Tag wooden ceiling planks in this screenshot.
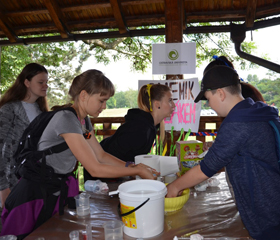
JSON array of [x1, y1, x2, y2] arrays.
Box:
[[0, 0, 280, 45]]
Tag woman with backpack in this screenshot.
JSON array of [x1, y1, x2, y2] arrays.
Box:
[[0, 69, 158, 238], [0, 63, 49, 221]]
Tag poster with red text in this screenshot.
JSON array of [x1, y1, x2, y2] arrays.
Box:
[[138, 79, 201, 132]]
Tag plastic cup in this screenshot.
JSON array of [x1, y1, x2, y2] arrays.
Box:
[[103, 220, 124, 240], [74, 192, 90, 217], [69, 230, 79, 240], [0, 236, 17, 240]]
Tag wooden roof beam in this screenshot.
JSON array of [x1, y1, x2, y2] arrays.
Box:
[[165, 0, 183, 81], [43, 0, 70, 38], [246, 0, 257, 28], [165, 0, 183, 43], [110, 0, 128, 34], [4, 16, 279, 40], [0, 18, 280, 46], [0, 10, 17, 43]]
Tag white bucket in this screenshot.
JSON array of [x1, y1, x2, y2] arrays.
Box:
[[118, 179, 167, 238]]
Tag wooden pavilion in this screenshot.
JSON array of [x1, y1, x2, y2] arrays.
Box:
[[0, 0, 280, 74], [0, 1, 279, 43], [1, 0, 280, 150]]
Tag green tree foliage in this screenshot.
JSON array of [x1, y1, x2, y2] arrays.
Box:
[[247, 74, 259, 83], [106, 96, 117, 108], [114, 91, 127, 108], [0, 42, 91, 108], [0, 24, 260, 108], [124, 88, 138, 108], [83, 24, 258, 73], [83, 28, 164, 73], [256, 77, 280, 107], [107, 89, 138, 109]]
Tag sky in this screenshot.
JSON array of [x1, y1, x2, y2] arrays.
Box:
[[81, 24, 280, 92]]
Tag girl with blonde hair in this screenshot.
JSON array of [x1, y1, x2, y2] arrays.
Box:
[[84, 83, 175, 182]]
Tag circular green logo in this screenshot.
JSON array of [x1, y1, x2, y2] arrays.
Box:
[[168, 49, 179, 60]]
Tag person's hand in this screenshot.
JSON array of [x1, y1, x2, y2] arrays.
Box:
[[203, 141, 213, 151], [134, 163, 160, 180], [0, 188, 11, 208], [166, 182, 182, 198], [136, 163, 160, 175]]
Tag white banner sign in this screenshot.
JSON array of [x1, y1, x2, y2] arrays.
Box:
[[152, 42, 196, 75], [138, 79, 201, 132]]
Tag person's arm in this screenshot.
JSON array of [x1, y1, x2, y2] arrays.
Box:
[[61, 132, 157, 179], [86, 130, 129, 166], [166, 165, 208, 198]]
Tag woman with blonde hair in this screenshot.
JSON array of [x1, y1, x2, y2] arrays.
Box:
[[84, 83, 175, 182]]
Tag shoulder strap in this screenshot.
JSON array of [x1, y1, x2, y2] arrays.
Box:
[[40, 107, 76, 156], [60, 106, 77, 116], [42, 106, 87, 156]]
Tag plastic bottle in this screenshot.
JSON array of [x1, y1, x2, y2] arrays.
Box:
[[84, 180, 102, 192]]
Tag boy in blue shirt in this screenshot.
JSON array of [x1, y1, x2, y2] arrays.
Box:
[[167, 65, 280, 240]]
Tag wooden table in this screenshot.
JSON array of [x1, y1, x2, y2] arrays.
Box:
[[25, 172, 253, 240]]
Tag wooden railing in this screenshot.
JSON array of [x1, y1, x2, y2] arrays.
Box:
[[90, 116, 225, 147], [90, 117, 126, 139]]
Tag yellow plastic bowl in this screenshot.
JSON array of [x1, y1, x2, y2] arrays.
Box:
[[164, 187, 190, 212]]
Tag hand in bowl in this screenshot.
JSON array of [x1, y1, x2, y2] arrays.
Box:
[[166, 182, 183, 198]]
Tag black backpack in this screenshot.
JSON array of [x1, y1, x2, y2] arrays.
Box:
[[13, 107, 77, 180], [13, 107, 87, 215]]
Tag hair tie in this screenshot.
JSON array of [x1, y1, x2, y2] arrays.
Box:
[[146, 84, 153, 111], [212, 55, 230, 67], [213, 55, 245, 82]]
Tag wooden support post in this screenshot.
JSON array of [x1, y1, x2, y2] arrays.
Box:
[[164, 0, 184, 156]]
